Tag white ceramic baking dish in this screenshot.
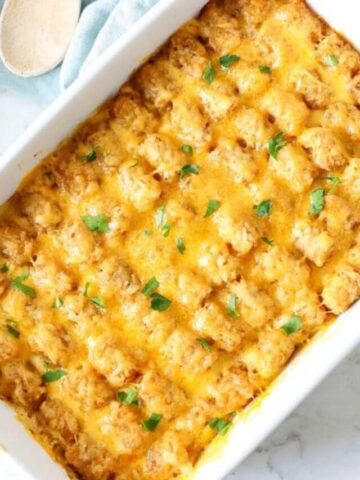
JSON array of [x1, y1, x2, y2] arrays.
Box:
[[1, 1, 360, 479]]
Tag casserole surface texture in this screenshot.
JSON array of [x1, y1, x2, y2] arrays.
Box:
[[2, 0, 360, 478]]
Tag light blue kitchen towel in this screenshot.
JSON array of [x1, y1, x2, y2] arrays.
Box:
[[0, 0, 159, 107]]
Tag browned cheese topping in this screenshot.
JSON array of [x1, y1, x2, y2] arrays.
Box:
[[1, 1, 360, 478]]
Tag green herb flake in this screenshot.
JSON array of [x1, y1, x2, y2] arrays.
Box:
[[117, 388, 140, 406], [142, 277, 160, 297], [90, 296, 106, 310], [6, 323, 20, 339], [161, 223, 171, 238], [176, 237, 186, 255], [83, 283, 106, 310], [262, 237, 275, 247], [325, 54, 339, 67], [327, 175, 342, 186], [0, 264, 9, 273], [179, 164, 200, 179], [310, 188, 326, 216], [182, 144, 194, 155], [254, 200, 273, 218], [259, 65, 272, 74], [81, 214, 110, 233], [203, 62, 216, 85], [11, 273, 36, 298], [130, 156, 140, 168], [155, 206, 171, 238], [268, 132, 288, 159], [42, 369, 68, 383], [83, 282, 90, 298], [155, 206, 166, 228], [281, 315, 302, 335], [80, 149, 97, 163], [144, 229, 152, 237], [204, 199, 221, 218], [197, 337, 212, 352], [52, 297, 64, 309], [142, 413, 163, 432], [227, 294, 240, 319], [209, 417, 231, 436], [219, 54, 240, 70], [150, 293, 172, 312]]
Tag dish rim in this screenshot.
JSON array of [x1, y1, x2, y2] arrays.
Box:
[[1, 1, 360, 479]]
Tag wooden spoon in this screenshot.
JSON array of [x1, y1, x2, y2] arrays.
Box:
[[0, 0, 81, 77]]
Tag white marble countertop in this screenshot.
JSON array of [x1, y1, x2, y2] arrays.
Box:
[[0, 86, 360, 480]]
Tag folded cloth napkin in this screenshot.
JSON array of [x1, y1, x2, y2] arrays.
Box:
[[0, 0, 159, 107]]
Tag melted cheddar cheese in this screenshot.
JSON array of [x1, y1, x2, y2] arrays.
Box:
[[1, 1, 360, 478]]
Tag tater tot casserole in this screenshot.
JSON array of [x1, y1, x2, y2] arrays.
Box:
[[1, 0, 360, 478]]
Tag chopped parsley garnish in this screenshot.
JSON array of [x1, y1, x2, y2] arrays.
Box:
[[150, 293, 172, 312], [142, 278, 171, 312], [259, 65, 272, 74], [6, 325, 20, 339], [80, 149, 97, 163], [182, 144, 194, 155], [42, 369, 67, 383], [204, 199, 221, 218], [161, 223, 171, 237], [6, 320, 20, 339], [90, 296, 106, 310], [130, 156, 140, 168], [176, 237, 186, 255], [142, 413, 163, 431], [83, 282, 90, 297], [0, 263, 9, 273], [325, 54, 339, 66], [156, 205, 166, 228], [197, 337, 212, 352], [310, 188, 326, 216], [144, 229, 152, 237], [142, 277, 160, 297], [281, 315, 302, 335], [83, 282, 106, 310], [117, 388, 140, 406], [155, 206, 171, 237], [11, 273, 35, 298], [262, 237, 274, 247], [219, 54, 240, 70], [203, 62, 216, 85], [327, 175, 342, 186], [81, 214, 110, 233], [209, 417, 231, 436], [227, 294, 240, 318], [254, 200, 273, 218], [52, 297, 63, 309], [268, 132, 287, 159], [179, 164, 200, 179]]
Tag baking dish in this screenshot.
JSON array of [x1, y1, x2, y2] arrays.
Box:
[[1, 1, 360, 479]]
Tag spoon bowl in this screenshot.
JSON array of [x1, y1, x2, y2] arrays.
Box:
[[0, 0, 81, 77]]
